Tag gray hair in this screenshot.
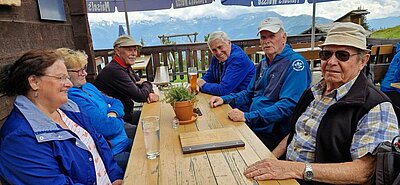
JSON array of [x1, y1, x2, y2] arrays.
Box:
[[207, 31, 230, 48]]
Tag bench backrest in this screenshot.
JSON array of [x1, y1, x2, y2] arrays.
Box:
[[369, 45, 396, 64], [290, 41, 324, 49], [371, 63, 390, 84], [244, 46, 262, 63], [0, 95, 15, 129]]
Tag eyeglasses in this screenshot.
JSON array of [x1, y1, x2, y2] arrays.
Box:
[[42, 74, 71, 83], [319, 50, 359, 62], [67, 65, 87, 75]]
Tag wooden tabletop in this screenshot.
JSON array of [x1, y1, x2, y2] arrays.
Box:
[[391, 83, 400, 89], [132, 55, 151, 70], [124, 92, 299, 185]]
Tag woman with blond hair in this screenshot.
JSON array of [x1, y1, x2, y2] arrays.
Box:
[[56, 48, 135, 170]]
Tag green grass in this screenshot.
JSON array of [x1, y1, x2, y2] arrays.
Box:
[[370, 25, 400, 38]]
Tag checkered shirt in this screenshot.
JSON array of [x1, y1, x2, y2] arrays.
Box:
[[286, 75, 399, 162]]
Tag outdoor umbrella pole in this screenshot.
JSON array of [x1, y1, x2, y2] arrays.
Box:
[[123, 0, 130, 35]]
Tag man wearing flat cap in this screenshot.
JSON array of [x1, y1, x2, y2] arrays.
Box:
[[95, 35, 159, 124], [210, 17, 312, 150], [244, 22, 399, 184]]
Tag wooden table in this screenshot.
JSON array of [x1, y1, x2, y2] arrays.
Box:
[[132, 55, 152, 81], [391, 83, 400, 89], [124, 92, 299, 185], [132, 55, 151, 71]]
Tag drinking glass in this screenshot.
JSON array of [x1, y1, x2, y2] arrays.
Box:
[[188, 67, 198, 92], [141, 116, 160, 159]]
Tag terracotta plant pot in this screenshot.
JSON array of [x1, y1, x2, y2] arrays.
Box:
[[172, 101, 193, 121]]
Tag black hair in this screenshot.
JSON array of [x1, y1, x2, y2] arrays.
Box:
[[0, 49, 60, 96]]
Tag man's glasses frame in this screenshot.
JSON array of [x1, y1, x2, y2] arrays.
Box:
[[319, 50, 360, 62]]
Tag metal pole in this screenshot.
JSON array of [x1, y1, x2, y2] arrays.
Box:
[[123, 0, 131, 35], [311, 0, 316, 50]]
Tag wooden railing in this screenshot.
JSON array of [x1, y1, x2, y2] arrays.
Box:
[[92, 36, 400, 83]]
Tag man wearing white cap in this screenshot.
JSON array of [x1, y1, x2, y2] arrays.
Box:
[[244, 22, 398, 184], [95, 35, 159, 124], [210, 17, 312, 150]]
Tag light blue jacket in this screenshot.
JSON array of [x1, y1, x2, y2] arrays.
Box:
[[381, 42, 400, 93], [0, 96, 123, 184], [68, 82, 130, 155], [222, 44, 312, 138]]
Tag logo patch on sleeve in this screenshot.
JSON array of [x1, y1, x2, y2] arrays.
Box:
[[292, 59, 305, 71]]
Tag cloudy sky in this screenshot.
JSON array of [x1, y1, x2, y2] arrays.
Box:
[[88, 0, 400, 23]]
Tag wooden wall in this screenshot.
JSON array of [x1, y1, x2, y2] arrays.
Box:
[[0, 0, 95, 126]]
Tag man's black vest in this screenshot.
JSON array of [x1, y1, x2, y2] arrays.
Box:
[[287, 73, 391, 163]]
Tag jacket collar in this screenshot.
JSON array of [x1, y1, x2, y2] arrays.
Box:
[[338, 73, 369, 105], [114, 55, 128, 68], [14, 96, 84, 145]]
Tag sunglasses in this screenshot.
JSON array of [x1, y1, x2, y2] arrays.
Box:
[[319, 50, 359, 62]]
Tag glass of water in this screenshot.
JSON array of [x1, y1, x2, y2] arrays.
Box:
[[141, 116, 160, 159]]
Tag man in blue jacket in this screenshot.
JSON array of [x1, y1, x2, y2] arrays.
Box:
[[210, 17, 312, 150], [197, 31, 255, 111], [380, 42, 400, 119]]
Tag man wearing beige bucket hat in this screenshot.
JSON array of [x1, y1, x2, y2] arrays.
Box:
[[244, 22, 398, 184], [95, 35, 159, 124]]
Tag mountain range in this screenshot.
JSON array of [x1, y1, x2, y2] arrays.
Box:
[[89, 12, 400, 49]]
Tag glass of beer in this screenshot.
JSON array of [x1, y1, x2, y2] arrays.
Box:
[[188, 67, 198, 93]]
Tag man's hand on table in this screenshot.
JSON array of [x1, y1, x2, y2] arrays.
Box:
[[147, 93, 159, 103], [197, 79, 206, 88], [244, 159, 301, 181], [209, 96, 224, 108], [188, 85, 200, 94], [227, 108, 245, 122]]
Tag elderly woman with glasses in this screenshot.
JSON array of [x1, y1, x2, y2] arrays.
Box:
[[0, 49, 123, 184], [243, 22, 398, 184], [56, 48, 135, 170]]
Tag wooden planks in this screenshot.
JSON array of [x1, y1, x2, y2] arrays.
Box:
[[124, 91, 299, 185]]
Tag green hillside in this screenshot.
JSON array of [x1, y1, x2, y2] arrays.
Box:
[[370, 25, 400, 38]]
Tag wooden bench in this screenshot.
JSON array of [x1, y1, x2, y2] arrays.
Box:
[[369, 44, 396, 64], [371, 63, 390, 85], [0, 95, 15, 129], [244, 45, 322, 71], [290, 41, 323, 49], [244, 46, 262, 63]]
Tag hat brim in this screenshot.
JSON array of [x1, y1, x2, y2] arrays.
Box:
[[118, 43, 141, 47], [320, 42, 370, 52], [258, 26, 281, 35]]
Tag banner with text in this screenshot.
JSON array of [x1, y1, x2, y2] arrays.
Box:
[[173, 0, 213, 9], [87, 0, 115, 13]]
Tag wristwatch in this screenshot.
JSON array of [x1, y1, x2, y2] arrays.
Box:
[[303, 162, 313, 181]]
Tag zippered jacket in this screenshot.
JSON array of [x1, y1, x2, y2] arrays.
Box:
[[0, 96, 123, 184], [222, 44, 312, 139], [68, 82, 130, 155]]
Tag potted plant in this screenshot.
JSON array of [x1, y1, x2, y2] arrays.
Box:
[[163, 84, 197, 122]]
